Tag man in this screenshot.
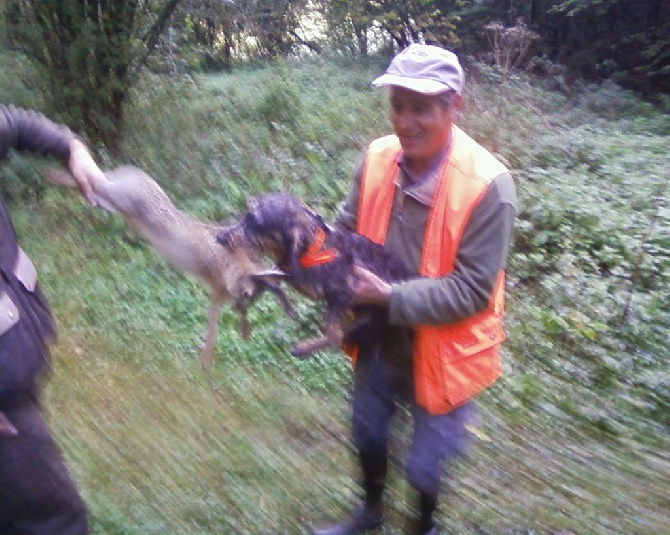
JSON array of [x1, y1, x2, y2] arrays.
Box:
[[310, 44, 517, 535], [1, 104, 104, 534]]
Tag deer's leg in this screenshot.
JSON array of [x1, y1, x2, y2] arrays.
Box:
[[238, 307, 250, 340], [43, 168, 77, 187], [42, 168, 119, 212], [201, 298, 223, 372]]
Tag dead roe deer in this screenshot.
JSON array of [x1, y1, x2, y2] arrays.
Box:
[[45, 165, 290, 371]]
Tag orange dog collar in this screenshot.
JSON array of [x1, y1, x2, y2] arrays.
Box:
[[299, 228, 338, 268]]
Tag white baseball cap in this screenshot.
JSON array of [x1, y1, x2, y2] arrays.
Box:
[[372, 44, 464, 95]]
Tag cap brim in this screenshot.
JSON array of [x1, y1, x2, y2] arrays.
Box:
[[371, 73, 452, 95]]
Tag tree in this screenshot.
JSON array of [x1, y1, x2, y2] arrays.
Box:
[[244, 0, 311, 58], [178, 0, 246, 69], [5, 0, 185, 148], [485, 19, 539, 80], [549, 0, 670, 93], [319, 0, 375, 57], [520, 0, 670, 93], [372, 0, 467, 50], [318, 0, 469, 57]]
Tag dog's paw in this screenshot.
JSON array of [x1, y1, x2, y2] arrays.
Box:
[[290, 344, 313, 359]]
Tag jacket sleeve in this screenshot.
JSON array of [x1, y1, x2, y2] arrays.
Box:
[[388, 172, 517, 326], [0, 104, 75, 161]]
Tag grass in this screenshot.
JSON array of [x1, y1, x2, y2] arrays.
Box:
[[3, 57, 669, 534]]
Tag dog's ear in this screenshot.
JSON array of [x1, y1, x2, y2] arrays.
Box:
[[286, 204, 324, 271], [313, 212, 329, 231], [285, 223, 306, 271], [245, 195, 257, 210]]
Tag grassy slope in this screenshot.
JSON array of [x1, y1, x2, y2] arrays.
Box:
[[6, 58, 669, 534]]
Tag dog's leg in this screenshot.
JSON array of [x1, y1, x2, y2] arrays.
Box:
[[291, 335, 331, 358], [291, 316, 345, 358]]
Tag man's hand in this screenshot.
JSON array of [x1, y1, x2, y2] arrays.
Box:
[[351, 264, 393, 306], [67, 138, 105, 206], [0, 410, 18, 437]]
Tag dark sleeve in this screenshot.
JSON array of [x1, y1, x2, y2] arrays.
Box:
[[388, 172, 517, 326], [0, 104, 75, 161]]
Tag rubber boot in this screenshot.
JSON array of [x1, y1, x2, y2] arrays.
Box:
[[310, 451, 386, 535], [417, 491, 439, 535]]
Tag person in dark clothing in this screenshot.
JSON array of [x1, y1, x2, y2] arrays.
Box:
[[0, 104, 105, 535]]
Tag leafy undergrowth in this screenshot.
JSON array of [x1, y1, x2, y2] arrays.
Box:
[[5, 59, 669, 534]]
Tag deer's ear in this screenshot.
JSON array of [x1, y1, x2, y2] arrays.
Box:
[[250, 270, 295, 318], [245, 197, 265, 226]]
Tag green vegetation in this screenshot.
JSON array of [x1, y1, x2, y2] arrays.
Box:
[[1, 57, 668, 534], [5, 0, 668, 144]]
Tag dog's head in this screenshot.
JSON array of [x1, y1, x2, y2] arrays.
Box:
[[217, 192, 326, 268]]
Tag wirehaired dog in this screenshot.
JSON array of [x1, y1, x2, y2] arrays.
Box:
[[217, 192, 408, 357], [44, 165, 291, 370]]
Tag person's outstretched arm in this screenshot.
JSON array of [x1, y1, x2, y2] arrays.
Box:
[[0, 104, 105, 205]]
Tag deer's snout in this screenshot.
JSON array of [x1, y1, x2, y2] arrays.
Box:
[[233, 278, 261, 308]]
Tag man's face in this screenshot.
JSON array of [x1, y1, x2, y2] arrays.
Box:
[[389, 86, 457, 173]]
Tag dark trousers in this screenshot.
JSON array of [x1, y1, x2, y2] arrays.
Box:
[[0, 394, 88, 535], [351, 348, 475, 496]]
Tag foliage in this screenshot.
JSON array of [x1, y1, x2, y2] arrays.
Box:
[[4, 57, 669, 533], [0, 50, 44, 109], [317, 0, 469, 55], [536, 0, 670, 93], [3, 0, 184, 147], [3, 0, 669, 149], [177, 0, 319, 69], [319, 0, 378, 57], [484, 19, 539, 81]]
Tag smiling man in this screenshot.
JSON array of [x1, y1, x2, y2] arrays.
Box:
[[308, 45, 517, 535]]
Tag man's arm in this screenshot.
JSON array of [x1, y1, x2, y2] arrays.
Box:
[[0, 104, 73, 159], [354, 173, 517, 326], [0, 104, 102, 204]]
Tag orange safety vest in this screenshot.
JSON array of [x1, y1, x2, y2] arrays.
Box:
[[354, 126, 508, 415]]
